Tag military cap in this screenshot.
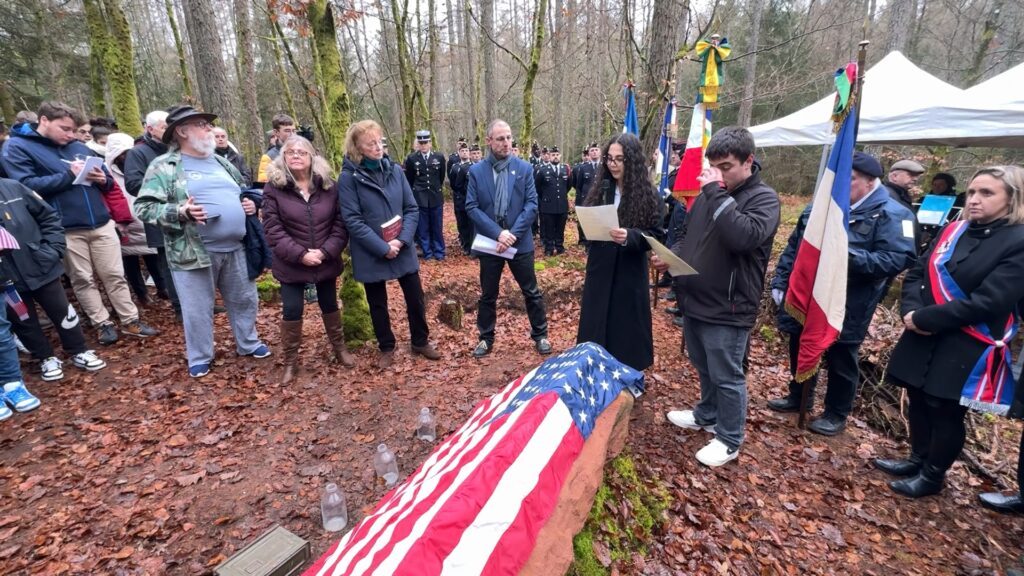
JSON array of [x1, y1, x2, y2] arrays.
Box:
[[415, 130, 431, 142]]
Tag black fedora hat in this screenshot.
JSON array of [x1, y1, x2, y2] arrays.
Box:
[[162, 104, 218, 144]]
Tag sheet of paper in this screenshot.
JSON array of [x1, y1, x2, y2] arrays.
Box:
[[71, 156, 105, 186], [471, 234, 518, 260], [576, 204, 620, 241], [642, 234, 697, 277]]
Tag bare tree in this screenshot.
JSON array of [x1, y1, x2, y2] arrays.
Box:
[[233, 0, 263, 164], [737, 0, 765, 127], [479, 0, 496, 120], [182, 0, 236, 132], [885, 0, 913, 53]]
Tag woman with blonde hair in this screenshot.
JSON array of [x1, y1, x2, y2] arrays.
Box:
[[262, 135, 351, 383], [877, 165, 1024, 498], [339, 120, 439, 369]]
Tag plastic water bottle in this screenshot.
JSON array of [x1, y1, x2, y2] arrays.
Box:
[[320, 483, 348, 532], [374, 443, 399, 487], [416, 407, 436, 442]]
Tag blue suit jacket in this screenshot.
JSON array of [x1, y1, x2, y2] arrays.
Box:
[[465, 157, 537, 253]]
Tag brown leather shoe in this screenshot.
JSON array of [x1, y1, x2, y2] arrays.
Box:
[[411, 343, 441, 360], [378, 350, 395, 369]]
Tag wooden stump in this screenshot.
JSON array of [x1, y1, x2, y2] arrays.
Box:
[[437, 299, 463, 330]]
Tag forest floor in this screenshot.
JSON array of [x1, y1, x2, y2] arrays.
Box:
[[1, 199, 1022, 576]]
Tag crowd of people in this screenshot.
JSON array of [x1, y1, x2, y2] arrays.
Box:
[[1, 100, 1023, 516]]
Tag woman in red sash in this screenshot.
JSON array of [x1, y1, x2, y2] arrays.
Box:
[[877, 165, 1024, 498]]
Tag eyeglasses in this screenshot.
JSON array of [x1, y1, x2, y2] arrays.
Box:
[[284, 150, 311, 158], [185, 120, 213, 130], [605, 155, 625, 165]]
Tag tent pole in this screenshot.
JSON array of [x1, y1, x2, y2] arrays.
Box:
[[814, 143, 831, 191]]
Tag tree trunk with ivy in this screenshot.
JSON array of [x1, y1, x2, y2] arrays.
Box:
[[88, 50, 107, 117], [519, 0, 548, 147], [82, 0, 143, 135], [391, 0, 422, 153]]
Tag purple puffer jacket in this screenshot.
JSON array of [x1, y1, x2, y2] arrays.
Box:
[[262, 175, 348, 284]]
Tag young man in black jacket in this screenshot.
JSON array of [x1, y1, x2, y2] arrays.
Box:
[[654, 127, 780, 467]]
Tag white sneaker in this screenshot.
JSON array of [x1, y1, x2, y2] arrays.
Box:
[[695, 438, 739, 467], [40, 357, 64, 381], [13, 335, 29, 355], [666, 410, 716, 433], [72, 350, 107, 371]]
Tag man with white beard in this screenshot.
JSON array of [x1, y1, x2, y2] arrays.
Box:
[[136, 105, 269, 379]]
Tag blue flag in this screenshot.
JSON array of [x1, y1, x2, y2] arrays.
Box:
[[623, 85, 639, 135]]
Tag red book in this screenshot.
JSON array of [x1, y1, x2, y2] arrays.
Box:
[[381, 215, 402, 242]]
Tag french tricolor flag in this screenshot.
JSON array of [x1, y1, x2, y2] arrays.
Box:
[[783, 105, 856, 381], [673, 103, 712, 208]]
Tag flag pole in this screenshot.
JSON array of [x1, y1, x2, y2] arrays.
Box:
[[796, 43, 868, 430]]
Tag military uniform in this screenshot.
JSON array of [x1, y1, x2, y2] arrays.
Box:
[[448, 145, 475, 255], [572, 147, 600, 246], [404, 130, 448, 259], [535, 154, 571, 255]]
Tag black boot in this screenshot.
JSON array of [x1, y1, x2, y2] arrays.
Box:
[[889, 464, 944, 498], [767, 395, 801, 413], [873, 454, 923, 477]]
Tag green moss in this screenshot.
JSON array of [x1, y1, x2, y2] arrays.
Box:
[[568, 453, 670, 575], [339, 252, 374, 347], [759, 324, 778, 345], [256, 275, 280, 302], [534, 261, 547, 272]]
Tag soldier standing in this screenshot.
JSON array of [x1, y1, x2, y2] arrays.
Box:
[[572, 142, 601, 246], [535, 146, 571, 255], [404, 130, 448, 260], [448, 136, 467, 170], [448, 143, 474, 255]]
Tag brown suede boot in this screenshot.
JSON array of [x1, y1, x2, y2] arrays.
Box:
[[322, 311, 355, 367], [280, 319, 303, 384]]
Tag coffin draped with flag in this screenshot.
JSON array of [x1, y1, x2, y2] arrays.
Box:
[[305, 342, 644, 576], [783, 64, 858, 381]]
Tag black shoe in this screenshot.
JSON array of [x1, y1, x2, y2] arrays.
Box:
[[978, 492, 1024, 514], [535, 338, 553, 355], [665, 306, 680, 315], [661, 291, 677, 301], [472, 340, 491, 358], [873, 456, 922, 477], [672, 316, 685, 328], [889, 465, 944, 498], [214, 305, 227, 314], [767, 395, 801, 413], [807, 413, 846, 436]]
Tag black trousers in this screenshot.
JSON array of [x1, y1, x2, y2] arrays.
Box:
[[8, 278, 87, 360], [476, 251, 547, 345], [905, 385, 969, 473], [280, 278, 338, 321], [123, 253, 167, 301], [454, 209, 474, 254], [363, 271, 429, 351], [540, 213, 568, 253], [786, 333, 861, 418]]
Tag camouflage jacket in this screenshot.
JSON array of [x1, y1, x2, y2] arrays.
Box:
[[135, 148, 244, 271]]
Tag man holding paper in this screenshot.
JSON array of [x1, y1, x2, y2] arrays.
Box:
[[465, 119, 550, 358], [653, 127, 780, 468], [1, 101, 158, 345]]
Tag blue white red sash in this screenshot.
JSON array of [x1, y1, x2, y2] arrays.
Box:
[[928, 221, 1017, 415]]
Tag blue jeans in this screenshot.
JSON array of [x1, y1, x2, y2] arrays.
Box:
[[416, 206, 445, 259], [0, 300, 24, 384], [684, 316, 750, 450]]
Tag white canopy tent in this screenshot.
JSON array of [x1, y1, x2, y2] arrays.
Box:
[[748, 52, 1024, 148]]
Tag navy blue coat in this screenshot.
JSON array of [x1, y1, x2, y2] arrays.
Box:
[[338, 158, 420, 284], [772, 185, 917, 344], [0, 178, 66, 292], [0, 123, 114, 231], [465, 157, 537, 253]]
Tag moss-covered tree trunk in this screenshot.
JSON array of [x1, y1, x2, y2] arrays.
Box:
[[308, 0, 351, 171], [164, 0, 193, 101], [305, 0, 371, 342], [267, 5, 299, 121], [0, 83, 15, 125], [391, 0, 424, 153], [88, 50, 107, 116], [82, 0, 143, 134], [519, 0, 548, 147]]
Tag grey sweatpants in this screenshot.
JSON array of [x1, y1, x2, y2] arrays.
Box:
[[170, 249, 263, 367]]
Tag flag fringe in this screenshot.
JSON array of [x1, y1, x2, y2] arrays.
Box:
[[959, 397, 1010, 416], [795, 362, 821, 383], [784, 301, 807, 326]]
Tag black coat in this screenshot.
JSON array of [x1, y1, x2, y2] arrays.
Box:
[[576, 178, 662, 371], [671, 165, 780, 328], [887, 219, 1024, 402], [572, 161, 599, 198], [124, 133, 167, 248], [448, 160, 472, 210], [0, 178, 66, 292], [403, 151, 447, 208], [241, 189, 272, 281], [536, 162, 570, 215]]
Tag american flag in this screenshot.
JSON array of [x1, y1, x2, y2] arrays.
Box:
[[305, 342, 645, 576]]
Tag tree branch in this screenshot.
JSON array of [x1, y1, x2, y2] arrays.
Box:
[[466, 3, 528, 71]]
